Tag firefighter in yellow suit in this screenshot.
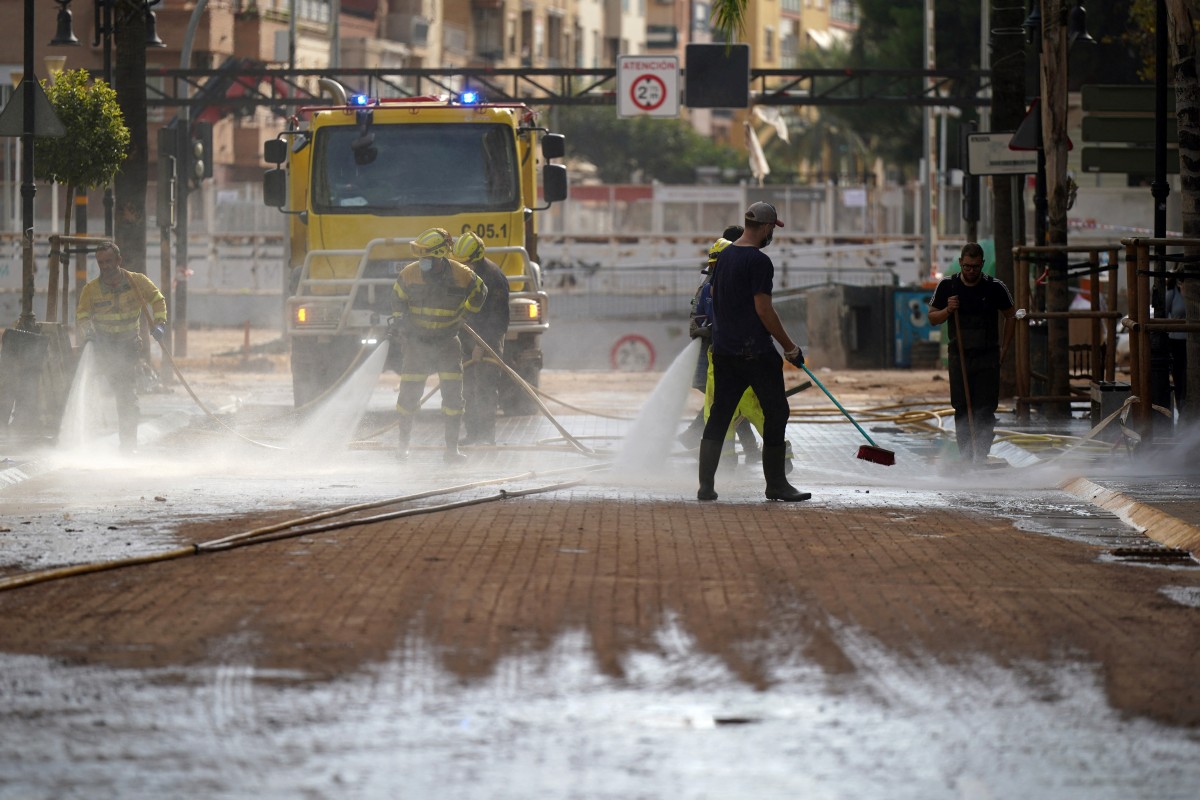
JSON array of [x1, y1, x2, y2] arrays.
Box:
[[75, 242, 168, 453], [390, 227, 487, 463]]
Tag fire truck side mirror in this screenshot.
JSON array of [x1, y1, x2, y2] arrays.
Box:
[[541, 133, 565, 160], [263, 168, 287, 208], [542, 164, 567, 205], [264, 139, 288, 165]]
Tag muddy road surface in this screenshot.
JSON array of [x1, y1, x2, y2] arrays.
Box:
[[1, 334, 1198, 799]]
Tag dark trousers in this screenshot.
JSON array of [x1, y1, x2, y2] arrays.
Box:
[[396, 335, 463, 417], [1169, 337, 1187, 413], [463, 339, 503, 440], [949, 348, 1000, 461], [703, 350, 789, 447], [96, 340, 140, 447]]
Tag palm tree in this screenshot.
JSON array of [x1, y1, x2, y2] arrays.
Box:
[[710, 0, 748, 43]]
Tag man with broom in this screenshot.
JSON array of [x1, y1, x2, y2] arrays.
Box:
[[696, 202, 810, 503], [928, 242, 1017, 465]]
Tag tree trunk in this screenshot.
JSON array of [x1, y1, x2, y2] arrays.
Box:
[[991, 2, 1028, 398], [1167, 0, 1200, 423], [113, 0, 150, 277], [61, 182, 74, 244], [1040, 0, 1072, 419]]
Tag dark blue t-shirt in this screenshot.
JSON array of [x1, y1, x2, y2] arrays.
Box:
[[930, 273, 1014, 352], [710, 244, 775, 356]]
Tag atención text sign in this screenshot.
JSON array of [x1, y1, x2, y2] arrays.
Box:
[[617, 55, 680, 119]]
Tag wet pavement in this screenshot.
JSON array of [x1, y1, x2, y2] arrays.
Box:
[[1, 359, 1199, 799]]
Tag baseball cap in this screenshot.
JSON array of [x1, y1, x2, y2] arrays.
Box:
[[745, 201, 784, 228]]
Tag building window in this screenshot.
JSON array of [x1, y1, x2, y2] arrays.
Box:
[[473, 7, 504, 62], [647, 25, 678, 49], [547, 13, 563, 65], [520, 9, 533, 65]]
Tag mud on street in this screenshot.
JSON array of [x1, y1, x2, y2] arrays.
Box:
[[1, 329, 1198, 799]]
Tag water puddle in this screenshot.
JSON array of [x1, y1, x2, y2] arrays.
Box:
[[1, 621, 1196, 798]]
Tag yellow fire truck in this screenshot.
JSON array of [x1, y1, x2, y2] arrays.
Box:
[[262, 79, 567, 409]]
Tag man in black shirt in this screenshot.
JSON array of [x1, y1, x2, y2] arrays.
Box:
[[698, 202, 810, 502], [928, 242, 1017, 464]]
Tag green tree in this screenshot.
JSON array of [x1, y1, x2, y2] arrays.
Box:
[[712, 0, 983, 175], [33, 69, 130, 237], [554, 107, 743, 183]]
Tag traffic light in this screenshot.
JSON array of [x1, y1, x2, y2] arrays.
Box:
[[189, 121, 213, 185]]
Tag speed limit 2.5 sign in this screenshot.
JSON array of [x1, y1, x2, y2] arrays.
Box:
[[617, 55, 680, 119]]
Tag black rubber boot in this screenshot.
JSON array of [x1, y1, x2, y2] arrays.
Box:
[[396, 415, 413, 461], [697, 439, 722, 501], [736, 418, 761, 463], [955, 420, 974, 464], [763, 445, 811, 502], [443, 415, 467, 464]]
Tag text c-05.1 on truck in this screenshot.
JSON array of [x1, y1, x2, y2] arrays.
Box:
[[262, 81, 568, 412]]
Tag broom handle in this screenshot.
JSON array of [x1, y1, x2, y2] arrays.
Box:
[[800, 364, 879, 447]]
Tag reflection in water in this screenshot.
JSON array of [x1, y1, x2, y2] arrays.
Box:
[[0, 623, 1195, 798]]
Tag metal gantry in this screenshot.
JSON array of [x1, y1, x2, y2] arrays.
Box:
[[145, 65, 991, 114]]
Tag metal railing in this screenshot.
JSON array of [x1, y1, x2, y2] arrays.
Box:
[[1119, 237, 1200, 434], [1013, 244, 1123, 421]]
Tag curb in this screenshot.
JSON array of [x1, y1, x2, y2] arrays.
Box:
[[1060, 476, 1200, 556], [0, 456, 57, 489]]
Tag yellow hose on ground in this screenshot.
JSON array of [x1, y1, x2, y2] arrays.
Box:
[[0, 464, 606, 594]]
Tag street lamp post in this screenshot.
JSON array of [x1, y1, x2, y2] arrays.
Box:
[[17, 0, 38, 330], [50, 0, 165, 238]]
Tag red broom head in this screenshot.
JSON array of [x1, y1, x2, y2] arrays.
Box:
[[857, 444, 895, 466]]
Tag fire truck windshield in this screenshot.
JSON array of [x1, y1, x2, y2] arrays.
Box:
[[312, 122, 521, 214]]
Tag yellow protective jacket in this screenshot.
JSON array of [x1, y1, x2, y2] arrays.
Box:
[[391, 257, 487, 336], [76, 270, 168, 343]]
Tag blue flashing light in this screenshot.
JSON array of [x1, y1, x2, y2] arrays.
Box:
[[349, 94, 371, 106], [460, 90, 480, 105]]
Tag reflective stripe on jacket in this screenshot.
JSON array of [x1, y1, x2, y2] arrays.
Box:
[[391, 258, 487, 334], [76, 270, 168, 341]]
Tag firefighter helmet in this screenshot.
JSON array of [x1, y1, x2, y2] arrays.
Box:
[[703, 237, 732, 273], [411, 227, 453, 258], [452, 231, 486, 263]]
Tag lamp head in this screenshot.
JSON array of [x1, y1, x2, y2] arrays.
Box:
[[1068, 3, 1097, 49], [50, 0, 80, 47], [145, 8, 167, 49]]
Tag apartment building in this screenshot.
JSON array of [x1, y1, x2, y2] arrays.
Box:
[[0, 0, 856, 184]]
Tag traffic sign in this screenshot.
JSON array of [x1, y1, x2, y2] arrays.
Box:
[[617, 55, 680, 118], [966, 132, 1038, 175], [1082, 116, 1177, 145], [1081, 146, 1179, 174], [1081, 84, 1174, 113], [0, 78, 66, 137]]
